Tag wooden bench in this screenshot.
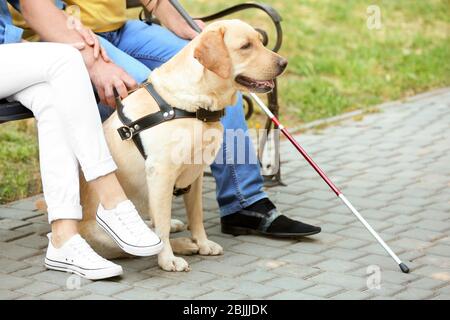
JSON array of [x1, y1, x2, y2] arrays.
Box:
[[0, 1, 284, 185]]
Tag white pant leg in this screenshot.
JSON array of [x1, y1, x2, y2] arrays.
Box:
[[13, 84, 83, 222], [0, 42, 117, 222]]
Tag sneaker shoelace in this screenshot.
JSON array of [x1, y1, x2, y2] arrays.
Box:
[[68, 237, 110, 265], [115, 207, 151, 242]]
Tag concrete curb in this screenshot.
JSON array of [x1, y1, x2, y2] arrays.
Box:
[[289, 86, 450, 133]]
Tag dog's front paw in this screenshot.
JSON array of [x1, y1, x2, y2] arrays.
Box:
[[170, 219, 186, 233], [159, 255, 191, 272], [198, 239, 223, 256]]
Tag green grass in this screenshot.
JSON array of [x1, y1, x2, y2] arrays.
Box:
[[1, 0, 449, 203], [0, 121, 40, 203], [186, 0, 450, 125]]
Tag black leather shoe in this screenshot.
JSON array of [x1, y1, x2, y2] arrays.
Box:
[[221, 198, 321, 238]]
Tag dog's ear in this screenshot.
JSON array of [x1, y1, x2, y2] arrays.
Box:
[[194, 27, 231, 79]]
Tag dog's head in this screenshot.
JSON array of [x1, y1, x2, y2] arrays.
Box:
[[147, 19, 288, 112], [194, 20, 288, 94]]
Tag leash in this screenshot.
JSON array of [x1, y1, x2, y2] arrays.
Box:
[[115, 82, 225, 196]]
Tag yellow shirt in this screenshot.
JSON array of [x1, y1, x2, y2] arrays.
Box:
[[64, 0, 127, 33], [8, 4, 39, 41]]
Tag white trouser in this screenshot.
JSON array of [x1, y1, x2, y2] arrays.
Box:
[[0, 42, 117, 223]]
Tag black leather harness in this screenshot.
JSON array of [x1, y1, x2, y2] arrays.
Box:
[[115, 82, 225, 196]]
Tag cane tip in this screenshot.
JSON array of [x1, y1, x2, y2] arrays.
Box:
[[399, 263, 410, 273]]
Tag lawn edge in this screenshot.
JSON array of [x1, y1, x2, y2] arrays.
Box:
[[289, 86, 450, 133]]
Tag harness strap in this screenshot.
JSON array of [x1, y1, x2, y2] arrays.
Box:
[[116, 82, 224, 158], [115, 82, 225, 196], [117, 105, 206, 141], [116, 91, 147, 158], [143, 82, 173, 116]]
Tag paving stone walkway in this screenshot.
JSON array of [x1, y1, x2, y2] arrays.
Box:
[[1, 89, 449, 300]]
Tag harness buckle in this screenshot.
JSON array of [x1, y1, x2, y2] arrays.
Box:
[[117, 125, 135, 141]]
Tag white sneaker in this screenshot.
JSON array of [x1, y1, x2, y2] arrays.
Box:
[[96, 200, 163, 257], [45, 233, 123, 280]]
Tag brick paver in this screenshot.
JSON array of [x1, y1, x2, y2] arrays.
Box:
[[0, 89, 449, 300]]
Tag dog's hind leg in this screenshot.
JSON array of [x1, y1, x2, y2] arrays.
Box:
[[170, 237, 199, 255], [147, 217, 185, 233], [78, 219, 128, 260], [183, 175, 223, 256], [170, 219, 186, 233]]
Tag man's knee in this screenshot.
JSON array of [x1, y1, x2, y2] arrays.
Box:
[[122, 21, 189, 66]]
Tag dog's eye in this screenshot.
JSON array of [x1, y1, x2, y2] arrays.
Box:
[[240, 42, 252, 50]]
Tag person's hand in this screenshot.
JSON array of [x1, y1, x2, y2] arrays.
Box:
[[74, 27, 110, 62], [65, 13, 110, 62], [153, 0, 205, 40], [169, 19, 205, 40], [88, 59, 138, 108]]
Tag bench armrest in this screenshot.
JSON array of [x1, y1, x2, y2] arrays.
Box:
[[194, 2, 283, 52]]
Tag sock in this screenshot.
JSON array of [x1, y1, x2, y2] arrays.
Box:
[[244, 198, 276, 214]]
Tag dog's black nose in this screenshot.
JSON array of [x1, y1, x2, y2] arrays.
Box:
[[278, 58, 288, 71]]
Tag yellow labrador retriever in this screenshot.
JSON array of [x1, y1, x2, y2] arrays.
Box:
[[78, 20, 287, 272]]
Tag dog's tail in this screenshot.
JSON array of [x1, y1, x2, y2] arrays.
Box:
[[35, 198, 48, 212]]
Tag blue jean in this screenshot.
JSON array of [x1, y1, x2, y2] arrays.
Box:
[[97, 20, 267, 216]]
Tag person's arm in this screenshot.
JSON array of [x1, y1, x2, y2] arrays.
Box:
[[62, 11, 110, 61], [141, 0, 204, 40], [19, 0, 137, 107], [20, 0, 96, 66], [141, 0, 158, 13]]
